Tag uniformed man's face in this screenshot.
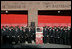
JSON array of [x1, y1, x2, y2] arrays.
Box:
[[11, 28, 14, 30], [68, 28, 70, 30], [9, 28, 11, 31], [56, 29, 58, 31], [61, 28, 63, 30], [50, 29, 51, 31], [53, 29, 55, 31], [20, 27, 22, 30], [6, 26, 9, 29], [64, 28, 66, 30]]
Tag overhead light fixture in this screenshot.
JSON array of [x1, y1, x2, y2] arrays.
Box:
[[6, 10, 8, 13], [58, 11, 60, 13]]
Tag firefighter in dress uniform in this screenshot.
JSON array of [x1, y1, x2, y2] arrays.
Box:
[[43, 27, 48, 44], [49, 27, 54, 43], [20, 27, 26, 43], [5, 26, 10, 44], [60, 26, 64, 44], [67, 26, 71, 45], [55, 28, 60, 44], [25, 27, 29, 43], [10, 26, 16, 44], [2, 26, 7, 44]]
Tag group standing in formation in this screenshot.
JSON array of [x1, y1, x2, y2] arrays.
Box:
[[1, 26, 35, 44], [43, 26, 71, 45], [1, 26, 71, 45]]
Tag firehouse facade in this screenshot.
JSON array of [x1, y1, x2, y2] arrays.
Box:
[[1, 1, 71, 45], [1, 1, 71, 27]]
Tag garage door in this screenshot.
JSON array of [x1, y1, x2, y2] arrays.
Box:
[[38, 15, 71, 27], [1, 14, 28, 27]]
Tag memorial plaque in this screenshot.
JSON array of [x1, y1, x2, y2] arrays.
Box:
[[36, 27, 43, 44]]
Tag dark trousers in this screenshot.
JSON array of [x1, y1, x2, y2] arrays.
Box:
[[49, 37, 55, 43], [32, 35, 35, 42], [25, 36, 31, 43], [67, 38, 71, 45], [20, 36, 25, 43], [28, 36, 32, 43], [3, 36, 7, 44], [55, 38, 60, 44], [60, 38, 64, 44], [1, 36, 3, 45], [64, 37, 67, 45], [43, 36, 48, 43]]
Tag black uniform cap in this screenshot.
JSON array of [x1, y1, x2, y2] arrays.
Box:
[[2, 26, 5, 28]]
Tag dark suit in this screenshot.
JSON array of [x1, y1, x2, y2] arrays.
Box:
[[64, 29, 68, 45], [49, 28, 55, 44], [43, 28, 48, 43], [2, 28, 7, 44], [10, 28, 16, 44], [67, 28, 71, 45], [15, 28, 21, 44], [20, 29, 25, 43], [55, 29, 60, 44], [25, 28, 29, 42]]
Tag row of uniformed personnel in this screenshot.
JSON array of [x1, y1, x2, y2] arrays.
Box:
[[43, 26, 71, 45], [1, 26, 71, 45], [1, 26, 35, 44]]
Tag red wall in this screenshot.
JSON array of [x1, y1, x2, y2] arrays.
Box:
[[1, 14, 28, 26], [1, 14, 71, 27], [38, 15, 71, 27]]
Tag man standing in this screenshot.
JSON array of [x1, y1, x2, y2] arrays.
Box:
[[5, 26, 10, 44], [43, 27, 48, 44], [55, 28, 60, 44], [49, 27, 54, 44], [60, 26, 64, 44], [20, 27, 26, 43], [67, 26, 71, 45], [25, 27, 29, 43], [63, 27, 68, 45], [28, 27, 32, 43], [1, 26, 6, 44]]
